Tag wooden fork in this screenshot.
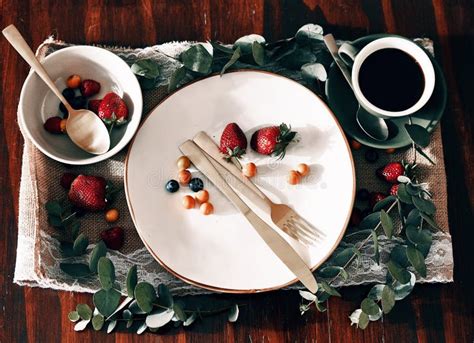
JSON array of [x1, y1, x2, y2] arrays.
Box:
[[193, 131, 323, 246]]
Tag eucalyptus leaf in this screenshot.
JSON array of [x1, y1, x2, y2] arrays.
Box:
[[406, 245, 427, 277], [127, 265, 138, 298], [368, 307, 383, 321], [181, 44, 213, 74], [406, 183, 420, 196], [98, 257, 115, 290], [373, 196, 396, 212], [46, 200, 63, 217], [228, 304, 239, 323], [361, 298, 380, 316], [387, 260, 411, 284], [280, 48, 316, 70], [397, 183, 413, 204], [390, 245, 410, 268], [106, 296, 134, 321], [71, 221, 80, 240], [381, 285, 396, 314], [73, 233, 89, 256], [393, 271, 416, 300], [412, 196, 436, 215], [420, 212, 440, 230], [234, 34, 265, 54], [406, 225, 432, 253], [93, 288, 121, 317], [134, 282, 157, 314], [48, 214, 63, 227], [315, 300, 327, 312], [167, 66, 186, 92], [405, 124, 430, 147], [301, 63, 327, 83], [359, 211, 381, 230], [332, 247, 357, 267], [397, 175, 411, 183], [126, 319, 134, 329], [131, 59, 160, 79], [137, 322, 148, 334], [406, 208, 421, 226], [183, 312, 197, 327], [89, 241, 107, 273], [74, 319, 90, 332], [252, 41, 265, 66], [358, 311, 369, 329], [158, 284, 174, 308], [129, 299, 147, 315], [107, 320, 117, 334], [173, 301, 187, 322], [137, 76, 156, 90], [415, 145, 436, 165], [60, 263, 92, 278], [146, 308, 175, 329], [317, 265, 348, 280], [220, 47, 241, 76], [380, 210, 394, 238], [92, 314, 104, 331], [211, 41, 234, 54], [295, 24, 324, 44], [68, 311, 80, 322], [367, 284, 385, 301], [320, 281, 341, 297], [76, 303, 92, 320], [299, 290, 317, 301], [371, 230, 380, 264]]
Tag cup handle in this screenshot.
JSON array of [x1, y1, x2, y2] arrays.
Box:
[[338, 42, 360, 67]]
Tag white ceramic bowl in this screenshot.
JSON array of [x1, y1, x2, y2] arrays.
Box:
[[19, 46, 143, 165]]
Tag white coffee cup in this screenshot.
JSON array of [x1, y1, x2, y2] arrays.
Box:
[[338, 36, 435, 119]]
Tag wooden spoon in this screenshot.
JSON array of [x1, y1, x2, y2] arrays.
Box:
[[2, 24, 110, 155]]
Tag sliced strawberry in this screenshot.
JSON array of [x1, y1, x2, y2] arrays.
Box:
[[98, 92, 129, 126], [100, 227, 124, 250], [68, 175, 107, 211], [80, 79, 101, 97]]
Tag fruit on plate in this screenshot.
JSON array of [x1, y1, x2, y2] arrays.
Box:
[[376, 162, 405, 183], [88, 99, 102, 114], [200, 202, 214, 215], [60, 172, 78, 189], [178, 170, 192, 185], [100, 226, 124, 250], [219, 123, 247, 160], [68, 174, 107, 211], [287, 170, 301, 185], [98, 92, 129, 126], [369, 192, 387, 208], [250, 123, 297, 159], [165, 179, 180, 193], [44, 116, 64, 134], [195, 190, 209, 204], [242, 162, 257, 178], [177, 156, 191, 171], [66, 74, 81, 89], [105, 208, 120, 223], [80, 79, 101, 97], [296, 163, 310, 177], [189, 178, 204, 192], [182, 195, 195, 209]]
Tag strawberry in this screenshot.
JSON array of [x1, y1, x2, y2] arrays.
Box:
[[349, 208, 362, 226], [80, 79, 101, 97], [100, 227, 124, 250], [88, 99, 102, 114], [369, 192, 387, 208], [68, 175, 107, 211], [250, 123, 297, 159], [219, 123, 247, 160], [389, 184, 399, 196], [98, 92, 129, 126], [376, 162, 405, 183], [60, 172, 78, 189], [43, 116, 63, 134]]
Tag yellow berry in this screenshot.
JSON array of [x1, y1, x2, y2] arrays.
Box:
[[242, 162, 257, 178], [200, 202, 214, 215], [296, 163, 310, 177], [350, 139, 362, 150], [182, 195, 195, 209], [385, 148, 396, 154], [178, 170, 192, 185], [195, 190, 209, 204], [177, 156, 191, 171], [66, 74, 81, 89], [288, 170, 301, 185], [60, 119, 67, 133], [105, 208, 120, 223]]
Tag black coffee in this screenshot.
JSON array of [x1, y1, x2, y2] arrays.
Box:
[[358, 48, 425, 112]]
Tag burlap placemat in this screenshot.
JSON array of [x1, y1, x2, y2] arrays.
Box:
[[13, 38, 453, 295]]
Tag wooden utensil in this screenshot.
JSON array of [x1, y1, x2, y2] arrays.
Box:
[[179, 140, 318, 293], [2, 24, 110, 155], [193, 131, 321, 245]]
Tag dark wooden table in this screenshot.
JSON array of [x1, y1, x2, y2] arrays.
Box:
[[1, 1, 473, 342]]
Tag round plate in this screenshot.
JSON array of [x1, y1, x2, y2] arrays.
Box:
[[325, 34, 447, 149], [125, 71, 355, 293]]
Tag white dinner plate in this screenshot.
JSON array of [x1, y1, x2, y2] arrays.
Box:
[[125, 70, 355, 293]]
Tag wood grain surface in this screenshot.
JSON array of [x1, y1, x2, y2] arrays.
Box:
[[1, 0, 473, 342]]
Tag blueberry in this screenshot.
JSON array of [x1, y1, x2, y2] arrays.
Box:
[[59, 102, 68, 115], [356, 188, 370, 201], [189, 178, 204, 192], [165, 180, 179, 193], [62, 87, 76, 101], [71, 95, 87, 109], [364, 149, 379, 163]]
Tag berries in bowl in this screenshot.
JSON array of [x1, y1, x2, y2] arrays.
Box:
[[19, 46, 142, 165]]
